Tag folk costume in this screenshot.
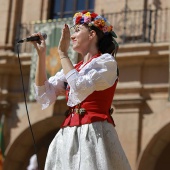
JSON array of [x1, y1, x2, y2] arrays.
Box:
[[34, 11, 131, 170]]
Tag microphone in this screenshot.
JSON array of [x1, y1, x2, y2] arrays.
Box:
[[17, 33, 47, 43]]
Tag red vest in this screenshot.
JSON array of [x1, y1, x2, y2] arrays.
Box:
[[61, 54, 117, 127]]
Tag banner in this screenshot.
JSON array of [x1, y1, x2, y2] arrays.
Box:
[[28, 18, 78, 101]]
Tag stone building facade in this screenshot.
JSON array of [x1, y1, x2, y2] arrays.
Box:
[[0, 0, 170, 170]]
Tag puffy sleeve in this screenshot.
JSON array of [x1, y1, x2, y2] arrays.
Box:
[[66, 53, 118, 107], [34, 69, 66, 110]]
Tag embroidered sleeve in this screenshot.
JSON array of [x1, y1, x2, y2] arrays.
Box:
[[66, 53, 118, 107], [34, 69, 66, 110]]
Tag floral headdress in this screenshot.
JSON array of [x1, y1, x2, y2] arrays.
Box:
[[73, 11, 117, 38]]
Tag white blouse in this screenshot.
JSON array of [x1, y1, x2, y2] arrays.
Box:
[[34, 53, 118, 110]]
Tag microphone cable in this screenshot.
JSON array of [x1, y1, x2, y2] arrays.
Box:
[[16, 43, 40, 170]]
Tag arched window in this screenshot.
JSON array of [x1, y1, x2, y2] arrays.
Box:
[[50, 0, 95, 19]]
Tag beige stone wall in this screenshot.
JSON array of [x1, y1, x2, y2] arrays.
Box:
[[0, 0, 10, 46], [0, 0, 17, 48], [148, 0, 170, 9], [95, 0, 145, 14], [0, 0, 49, 49], [95, 0, 170, 16], [95, 0, 125, 14], [21, 0, 50, 23]]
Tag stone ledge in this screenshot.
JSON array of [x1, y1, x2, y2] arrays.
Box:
[[119, 42, 169, 52], [117, 42, 170, 59]]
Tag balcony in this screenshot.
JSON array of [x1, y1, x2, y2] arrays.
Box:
[[15, 8, 170, 53], [103, 8, 170, 44]]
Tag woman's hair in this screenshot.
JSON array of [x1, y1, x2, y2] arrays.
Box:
[[83, 23, 119, 75], [93, 26, 115, 54], [88, 25, 117, 55]]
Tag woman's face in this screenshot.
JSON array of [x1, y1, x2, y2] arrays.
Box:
[[70, 24, 92, 53]]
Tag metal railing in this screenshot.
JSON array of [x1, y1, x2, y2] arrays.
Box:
[[15, 8, 170, 53], [103, 8, 170, 44]]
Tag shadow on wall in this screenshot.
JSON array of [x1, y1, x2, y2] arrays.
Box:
[[3, 103, 20, 150], [4, 117, 62, 170], [137, 122, 170, 170]]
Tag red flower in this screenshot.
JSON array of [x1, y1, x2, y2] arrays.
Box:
[[91, 12, 98, 19], [82, 10, 88, 14], [94, 20, 104, 30], [76, 16, 82, 24]]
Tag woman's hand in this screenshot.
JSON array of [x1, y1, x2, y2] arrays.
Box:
[[31, 32, 47, 86], [58, 24, 74, 75], [31, 32, 46, 57], [58, 24, 70, 55]]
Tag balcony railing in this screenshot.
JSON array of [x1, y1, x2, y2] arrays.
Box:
[[15, 8, 170, 53], [103, 8, 170, 44]]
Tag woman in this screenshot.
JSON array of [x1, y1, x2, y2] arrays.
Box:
[[33, 11, 131, 170]]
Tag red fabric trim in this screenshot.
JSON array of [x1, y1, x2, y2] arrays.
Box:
[[75, 53, 101, 71]]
